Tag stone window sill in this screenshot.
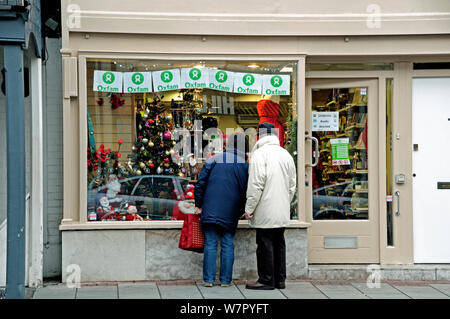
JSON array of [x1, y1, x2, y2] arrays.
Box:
[[59, 219, 310, 231]]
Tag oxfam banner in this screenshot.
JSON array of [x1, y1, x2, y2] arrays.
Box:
[[93, 70, 123, 93], [262, 74, 290, 95], [152, 69, 181, 92], [181, 68, 209, 89], [208, 69, 234, 92], [123, 72, 152, 93], [233, 72, 262, 94]]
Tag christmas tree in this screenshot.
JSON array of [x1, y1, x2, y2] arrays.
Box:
[[127, 96, 181, 177]]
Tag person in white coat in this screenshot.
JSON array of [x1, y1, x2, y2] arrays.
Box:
[[244, 122, 296, 290]]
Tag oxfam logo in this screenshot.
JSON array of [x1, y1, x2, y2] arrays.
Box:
[[102, 72, 115, 84], [161, 71, 173, 83], [215, 71, 228, 83], [243, 74, 255, 86], [271, 75, 283, 87], [189, 68, 202, 80], [131, 72, 144, 85]]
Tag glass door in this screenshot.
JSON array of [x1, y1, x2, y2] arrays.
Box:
[[305, 79, 380, 263]]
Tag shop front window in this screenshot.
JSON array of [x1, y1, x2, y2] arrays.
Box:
[[86, 60, 298, 222]]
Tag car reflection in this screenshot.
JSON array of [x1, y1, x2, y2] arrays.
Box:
[[87, 175, 190, 221], [313, 181, 368, 219]]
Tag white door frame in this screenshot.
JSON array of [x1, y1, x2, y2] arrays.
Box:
[[28, 55, 44, 288]]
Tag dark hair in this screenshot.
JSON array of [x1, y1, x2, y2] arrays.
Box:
[[227, 132, 249, 154]]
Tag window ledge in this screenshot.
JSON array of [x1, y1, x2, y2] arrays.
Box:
[[59, 220, 310, 231]]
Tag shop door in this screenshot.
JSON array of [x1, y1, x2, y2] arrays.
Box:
[[305, 79, 380, 263], [412, 77, 450, 263]]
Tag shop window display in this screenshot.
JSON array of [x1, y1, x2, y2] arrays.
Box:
[[311, 87, 369, 220], [86, 60, 298, 222]]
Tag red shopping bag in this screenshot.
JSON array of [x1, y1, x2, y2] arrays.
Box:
[[178, 212, 204, 253]]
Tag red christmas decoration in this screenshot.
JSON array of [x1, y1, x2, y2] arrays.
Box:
[[110, 93, 125, 110]]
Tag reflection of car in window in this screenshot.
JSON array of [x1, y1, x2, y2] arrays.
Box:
[[87, 175, 190, 221], [313, 181, 368, 219]]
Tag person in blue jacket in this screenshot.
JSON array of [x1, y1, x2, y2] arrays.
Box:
[[194, 132, 249, 287]]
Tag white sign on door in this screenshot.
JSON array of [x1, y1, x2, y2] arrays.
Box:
[[312, 111, 339, 131], [233, 72, 262, 94], [123, 72, 152, 93], [93, 70, 123, 93], [262, 74, 291, 95], [152, 69, 181, 92]]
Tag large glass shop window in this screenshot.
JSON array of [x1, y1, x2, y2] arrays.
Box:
[[311, 87, 369, 220], [86, 60, 298, 222]]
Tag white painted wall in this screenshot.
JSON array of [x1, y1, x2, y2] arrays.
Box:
[[42, 38, 63, 278]]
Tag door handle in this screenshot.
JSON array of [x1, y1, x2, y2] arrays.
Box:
[[395, 190, 400, 216], [306, 135, 319, 168]]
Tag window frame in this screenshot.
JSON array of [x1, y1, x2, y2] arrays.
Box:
[[75, 53, 308, 228]]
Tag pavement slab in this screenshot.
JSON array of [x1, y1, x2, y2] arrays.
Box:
[[118, 282, 160, 299], [236, 285, 287, 299], [76, 285, 118, 299], [392, 285, 450, 299], [350, 283, 410, 299], [430, 284, 450, 297], [196, 283, 245, 299], [281, 282, 328, 299], [158, 285, 203, 299], [30, 280, 450, 299], [314, 284, 368, 299], [33, 285, 77, 299]]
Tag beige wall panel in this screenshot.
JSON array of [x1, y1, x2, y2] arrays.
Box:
[[65, 0, 450, 36], [71, 0, 450, 14], [310, 248, 375, 263], [68, 33, 450, 57]]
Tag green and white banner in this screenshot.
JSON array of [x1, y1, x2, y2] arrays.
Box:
[[93, 70, 123, 93], [233, 72, 262, 94], [262, 74, 290, 96], [330, 138, 350, 166], [123, 72, 152, 93], [208, 69, 234, 92], [152, 69, 181, 92], [93, 68, 291, 95], [181, 67, 209, 89]]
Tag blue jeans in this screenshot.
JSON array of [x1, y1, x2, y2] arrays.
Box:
[[202, 224, 235, 284]]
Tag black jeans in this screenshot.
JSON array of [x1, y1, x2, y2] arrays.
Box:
[[255, 228, 286, 287]]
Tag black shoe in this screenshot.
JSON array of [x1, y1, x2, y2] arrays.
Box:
[[245, 281, 274, 290], [275, 282, 286, 289]]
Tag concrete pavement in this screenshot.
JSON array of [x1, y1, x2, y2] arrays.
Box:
[[31, 280, 450, 299]]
